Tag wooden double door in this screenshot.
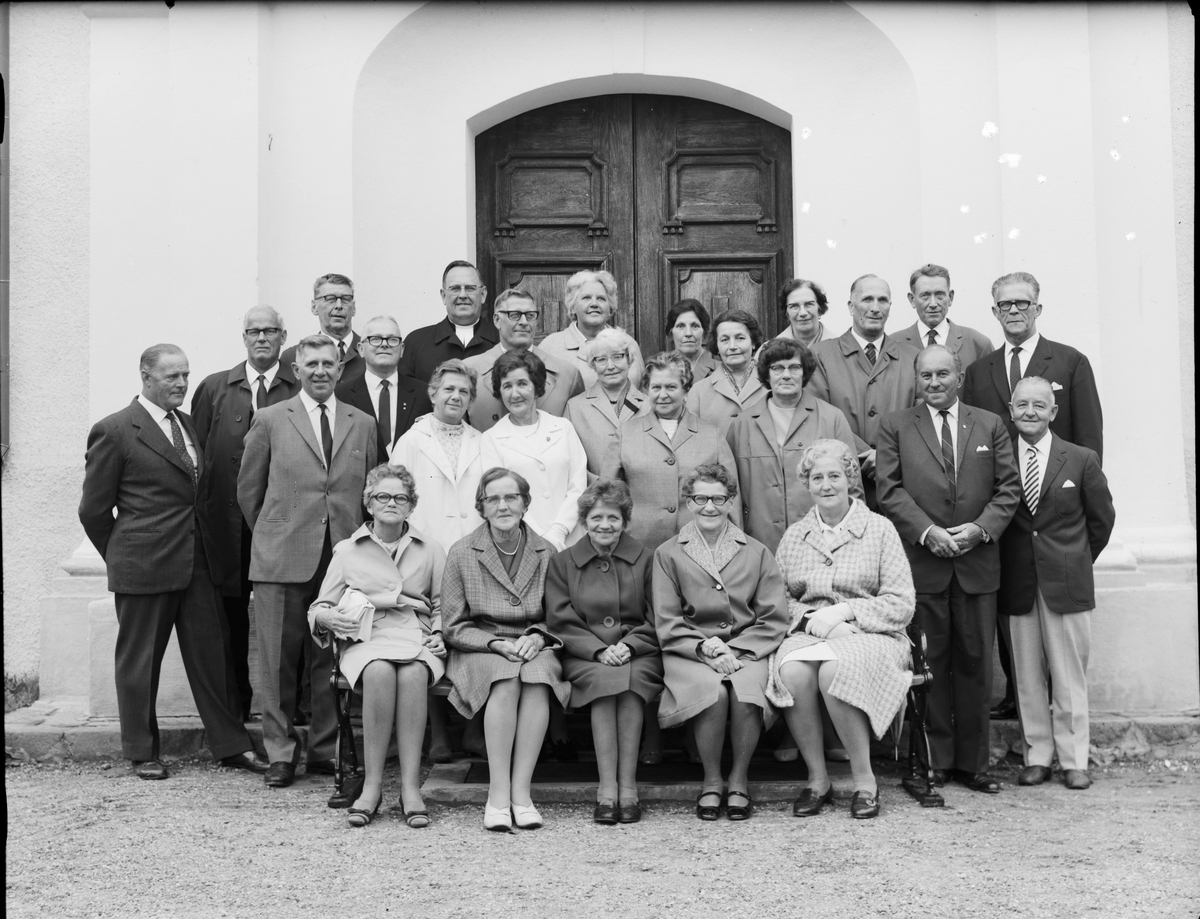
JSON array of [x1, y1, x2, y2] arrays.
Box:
[[476, 95, 793, 354]]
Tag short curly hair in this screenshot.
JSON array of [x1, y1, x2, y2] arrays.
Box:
[[641, 350, 694, 394], [428, 359, 478, 402], [363, 463, 418, 513], [491, 349, 547, 401], [757, 338, 816, 391], [681, 462, 739, 501], [708, 309, 763, 357], [475, 466, 533, 518], [577, 478, 634, 526], [797, 439, 862, 493]]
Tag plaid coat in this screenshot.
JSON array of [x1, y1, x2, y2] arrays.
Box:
[[441, 522, 569, 716]]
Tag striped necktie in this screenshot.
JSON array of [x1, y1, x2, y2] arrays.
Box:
[[1024, 448, 1041, 515], [865, 342, 877, 366]]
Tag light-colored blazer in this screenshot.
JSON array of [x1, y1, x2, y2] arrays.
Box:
[[237, 394, 378, 583], [481, 410, 588, 549], [685, 369, 767, 437], [895, 320, 994, 369], [539, 321, 647, 392], [563, 382, 647, 479], [388, 414, 484, 555], [687, 350, 719, 383], [600, 409, 741, 552], [463, 344, 585, 432]]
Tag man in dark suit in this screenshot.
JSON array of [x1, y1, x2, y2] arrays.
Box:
[[398, 260, 499, 383], [190, 306, 301, 720], [336, 315, 432, 460], [895, 263, 994, 367], [1000, 377, 1115, 791], [238, 336, 378, 787], [79, 344, 268, 779], [876, 345, 1021, 792], [280, 272, 366, 387], [962, 270, 1104, 719]]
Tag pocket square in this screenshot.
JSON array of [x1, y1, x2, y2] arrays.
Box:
[[1051, 382, 1063, 391], [1062, 479, 1076, 488], [976, 445, 990, 452]]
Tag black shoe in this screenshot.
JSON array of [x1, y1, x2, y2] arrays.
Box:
[[305, 758, 338, 776], [1063, 769, 1092, 790], [219, 751, 269, 774], [990, 698, 1018, 720], [850, 789, 880, 819], [134, 760, 168, 780], [695, 790, 722, 821], [292, 710, 310, 727], [1018, 764, 1053, 786], [264, 762, 296, 788], [725, 790, 752, 821], [551, 738, 578, 763], [954, 770, 1000, 794], [792, 786, 834, 817], [593, 801, 618, 825], [617, 801, 642, 824]]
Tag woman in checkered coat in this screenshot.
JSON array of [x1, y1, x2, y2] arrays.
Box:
[[442, 466, 569, 832]]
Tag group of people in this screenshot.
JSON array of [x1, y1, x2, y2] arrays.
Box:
[[78, 259, 1115, 833]]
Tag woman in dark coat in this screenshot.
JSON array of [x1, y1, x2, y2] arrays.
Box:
[[545, 479, 662, 824]]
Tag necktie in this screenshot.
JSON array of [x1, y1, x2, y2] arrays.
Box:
[[927, 329, 938, 347], [318, 403, 333, 468], [338, 340, 346, 363], [1024, 448, 1041, 515], [255, 375, 267, 411], [167, 412, 198, 486], [378, 379, 392, 449], [939, 410, 956, 504], [865, 342, 877, 366], [1009, 346, 1023, 395]]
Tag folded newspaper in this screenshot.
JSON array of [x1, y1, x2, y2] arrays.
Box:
[[334, 587, 375, 643]]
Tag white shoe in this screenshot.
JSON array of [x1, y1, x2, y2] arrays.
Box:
[[774, 745, 799, 763], [511, 802, 543, 829], [483, 800, 512, 831], [826, 747, 850, 763]]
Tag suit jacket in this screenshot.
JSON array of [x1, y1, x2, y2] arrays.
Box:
[[896, 320, 994, 368], [236, 394, 378, 583], [875, 402, 1021, 594], [280, 330, 365, 387], [962, 335, 1103, 463], [190, 361, 301, 593], [79, 399, 218, 594], [808, 331, 920, 454], [397, 316, 500, 383], [463, 344, 586, 432], [998, 434, 1115, 616], [563, 382, 647, 479], [335, 371, 432, 460]]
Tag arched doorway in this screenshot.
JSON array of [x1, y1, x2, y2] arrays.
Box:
[[475, 95, 793, 353]]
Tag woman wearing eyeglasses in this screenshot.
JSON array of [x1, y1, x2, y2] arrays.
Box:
[[442, 467, 569, 831], [564, 328, 647, 480], [308, 463, 447, 829], [651, 463, 788, 821], [773, 279, 829, 351]]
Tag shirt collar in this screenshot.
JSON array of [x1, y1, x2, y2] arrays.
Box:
[[245, 361, 280, 385], [926, 399, 959, 425], [298, 390, 336, 413], [1021, 429, 1052, 455], [136, 394, 173, 424], [365, 369, 399, 390], [850, 328, 885, 353], [921, 319, 951, 343], [1006, 331, 1040, 358], [816, 497, 856, 533]]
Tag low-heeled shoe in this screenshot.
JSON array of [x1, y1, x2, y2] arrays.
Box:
[[134, 760, 169, 780], [990, 698, 1018, 720], [1063, 769, 1092, 790], [511, 802, 543, 829], [219, 751, 269, 774], [792, 786, 834, 817], [850, 790, 880, 819], [347, 799, 381, 828], [483, 800, 512, 831], [1018, 764, 1053, 786], [617, 802, 642, 824], [725, 791, 753, 821], [593, 802, 618, 825], [695, 790, 722, 821], [264, 762, 296, 788], [305, 758, 338, 776], [955, 770, 1000, 794], [638, 750, 663, 766]]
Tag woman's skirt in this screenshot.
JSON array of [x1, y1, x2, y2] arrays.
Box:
[[446, 647, 570, 718], [562, 654, 664, 708], [658, 653, 773, 728], [339, 620, 446, 689]]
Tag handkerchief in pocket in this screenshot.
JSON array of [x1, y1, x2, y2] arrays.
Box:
[[1051, 382, 1063, 391], [976, 444, 990, 452], [1062, 479, 1076, 488]]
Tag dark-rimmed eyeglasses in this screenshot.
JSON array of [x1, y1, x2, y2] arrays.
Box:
[[445, 285, 482, 296], [496, 310, 539, 323], [364, 335, 402, 347], [244, 327, 282, 338], [371, 493, 412, 507], [317, 294, 355, 305], [995, 299, 1034, 313], [687, 494, 731, 507], [482, 493, 525, 508], [769, 363, 806, 375]]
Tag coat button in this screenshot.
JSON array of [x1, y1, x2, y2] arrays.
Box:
[[461, 512, 469, 518], [235, 414, 243, 422], [509, 595, 522, 606], [599, 561, 610, 572], [387, 582, 396, 590], [666, 457, 675, 465], [543, 491, 551, 499], [715, 584, 724, 591], [868, 409, 877, 417], [719, 621, 729, 628], [667, 506, 676, 513], [603, 616, 615, 628], [538, 463, 546, 471], [230, 456, 238, 463], [227, 499, 235, 507], [1033, 530, 1038, 537], [825, 558, 832, 566], [320, 516, 327, 525]]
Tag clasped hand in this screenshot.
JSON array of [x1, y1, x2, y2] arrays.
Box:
[[423, 632, 447, 659], [806, 604, 860, 639], [699, 636, 742, 674], [927, 523, 983, 558], [598, 642, 631, 667], [490, 632, 545, 662]]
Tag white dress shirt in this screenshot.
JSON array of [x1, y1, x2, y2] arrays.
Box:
[[920, 319, 950, 348], [365, 369, 399, 439], [851, 329, 886, 357], [137, 394, 198, 465], [926, 399, 960, 471], [298, 389, 336, 458], [1019, 428, 1052, 497], [1004, 331, 1041, 379], [246, 361, 280, 405]]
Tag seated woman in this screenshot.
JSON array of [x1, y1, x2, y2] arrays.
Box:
[[545, 479, 662, 825], [442, 467, 569, 831], [766, 439, 916, 820], [651, 463, 788, 821], [308, 463, 446, 829]]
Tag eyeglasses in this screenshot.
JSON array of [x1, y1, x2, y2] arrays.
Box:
[[915, 291, 950, 303], [244, 327, 282, 338], [786, 303, 816, 313], [364, 335, 402, 347], [317, 294, 355, 305], [371, 493, 412, 507], [687, 494, 731, 507], [769, 363, 806, 375], [482, 493, 525, 508], [496, 310, 539, 323], [445, 285, 482, 296], [590, 352, 629, 367], [995, 299, 1034, 313]]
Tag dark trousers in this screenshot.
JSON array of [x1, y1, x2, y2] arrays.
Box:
[[219, 520, 255, 720], [253, 532, 337, 765], [916, 574, 996, 774], [995, 620, 1016, 702], [113, 532, 252, 762]]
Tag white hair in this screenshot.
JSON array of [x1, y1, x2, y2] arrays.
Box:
[[584, 327, 636, 362], [242, 305, 287, 332]]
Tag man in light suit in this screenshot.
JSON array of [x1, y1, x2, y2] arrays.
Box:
[[398, 261, 500, 384], [962, 270, 1104, 719], [79, 344, 267, 779], [238, 336, 378, 786], [808, 274, 920, 508], [1000, 377, 1115, 791], [895, 264, 994, 366], [336, 315, 432, 460], [280, 272, 366, 387], [464, 287, 585, 432], [876, 345, 1021, 793], [191, 306, 301, 721]]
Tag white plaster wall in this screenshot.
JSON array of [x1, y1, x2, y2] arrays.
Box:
[[3, 3, 92, 678]]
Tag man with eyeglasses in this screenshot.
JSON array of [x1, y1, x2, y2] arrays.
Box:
[[280, 273, 366, 387], [398, 261, 499, 383], [961, 271, 1103, 722], [464, 287, 585, 432], [190, 306, 300, 721], [336, 315, 432, 460], [895, 264, 995, 367]]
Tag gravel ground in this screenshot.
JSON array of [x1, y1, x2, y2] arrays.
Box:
[[5, 758, 1199, 919]]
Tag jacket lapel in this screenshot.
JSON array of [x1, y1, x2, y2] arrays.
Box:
[[331, 401, 356, 460], [586, 387, 620, 429], [286, 399, 325, 465], [956, 405, 976, 470], [914, 407, 943, 464], [990, 349, 1012, 401], [510, 537, 546, 596], [643, 413, 674, 452], [416, 424, 458, 481], [131, 400, 192, 479], [785, 392, 817, 444], [673, 411, 699, 451], [750, 405, 780, 459], [1040, 436, 1068, 506], [1025, 337, 1053, 380]]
